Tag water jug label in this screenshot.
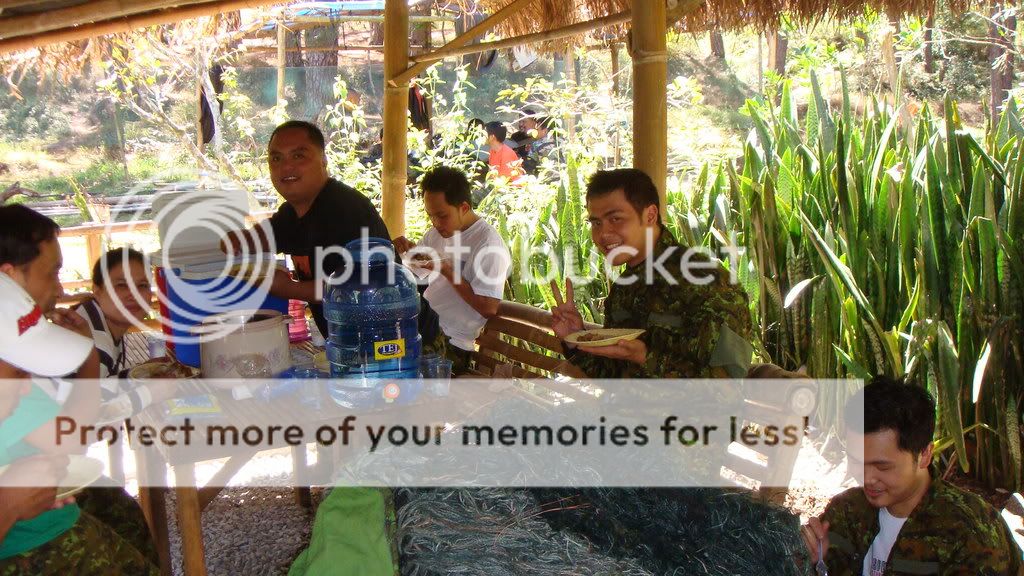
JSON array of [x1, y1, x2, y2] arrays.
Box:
[[373, 338, 406, 361]]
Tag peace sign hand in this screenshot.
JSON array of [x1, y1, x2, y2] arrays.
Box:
[[550, 279, 584, 341]]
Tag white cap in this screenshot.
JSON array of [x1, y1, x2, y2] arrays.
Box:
[[0, 272, 93, 376]]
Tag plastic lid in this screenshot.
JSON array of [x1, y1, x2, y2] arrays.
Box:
[[344, 237, 396, 265]]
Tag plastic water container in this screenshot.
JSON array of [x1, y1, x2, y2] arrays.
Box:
[[323, 238, 422, 406]]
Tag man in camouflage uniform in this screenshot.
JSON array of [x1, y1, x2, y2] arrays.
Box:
[[550, 168, 752, 379], [1, 512, 159, 576], [803, 378, 1023, 576], [0, 273, 158, 576]]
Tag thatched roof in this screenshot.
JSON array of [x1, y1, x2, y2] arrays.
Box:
[[478, 0, 969, 44], [0, 0, 967, 65]]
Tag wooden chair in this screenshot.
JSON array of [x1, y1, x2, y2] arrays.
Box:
[[724, 363, 817, 503], [473, 301, 817, 501], [470, 301, 601, 403]]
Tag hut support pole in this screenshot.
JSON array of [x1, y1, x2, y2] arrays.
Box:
[[383, 0, 408, 237], [631, 0, 668, 214]]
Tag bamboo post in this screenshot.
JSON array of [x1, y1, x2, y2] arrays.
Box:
[[276, 19, 286, 105], [631, 0, 668, 214], [85, 230, 103, 273], [382, 0, 409, 238]]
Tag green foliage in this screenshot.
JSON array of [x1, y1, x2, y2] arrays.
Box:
[[697, 80, 1023, 490], [0, 96, 72, 142]]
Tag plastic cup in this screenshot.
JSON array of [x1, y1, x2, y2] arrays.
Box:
[[424, 358, 452, 396], [293, 367, 325, 410]]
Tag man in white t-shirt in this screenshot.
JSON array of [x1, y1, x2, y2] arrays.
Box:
[[801, 377, 1022, 576], [393, 166, 511, 373]]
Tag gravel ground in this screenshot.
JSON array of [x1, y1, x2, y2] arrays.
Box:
[[164, 482, 327, 576]]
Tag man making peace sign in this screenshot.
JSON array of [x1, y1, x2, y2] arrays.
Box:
[[551, 169, 753, 379]]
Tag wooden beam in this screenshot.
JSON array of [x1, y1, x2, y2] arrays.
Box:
[[381, 0, 408, 237], [0, 0, 54, 9], [0, 0, 282, 55], [632, 0, 667, 215], [390, 0, 535, 87], [0, 0, 210, 41], [245, 44, 431, 53], [408, 10, 631, 65], [196, 453, 257, 511]]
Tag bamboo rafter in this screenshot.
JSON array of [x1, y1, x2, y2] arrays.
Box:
[[408, 9, 631, 64], [0, 0, 284, 55], [0, 0, 213, 41]]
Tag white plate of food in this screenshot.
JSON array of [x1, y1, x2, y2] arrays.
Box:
[[0, 456, 106, 501], [56, 455, 105, 500], [402, 253, 452, 278], [565, 328, 645, 347]]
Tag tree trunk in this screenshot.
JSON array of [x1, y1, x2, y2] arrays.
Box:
[[990, 2, 1017, 125], [881, 28, 898, 95], [757, 33, 764, 93], [370, 21, 384, 45], [304, 22, 339, 121], [410, 1, 431, 53], [924, 12, 934, 74], [709, 29, 725, 60], [284, 27, 305, 108], [767, 30, 788, 76]]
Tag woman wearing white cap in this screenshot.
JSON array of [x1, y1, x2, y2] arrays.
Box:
[[0, 273, 159, 574]]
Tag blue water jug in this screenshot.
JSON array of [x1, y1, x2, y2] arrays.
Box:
[[323, 238, 422, 398]]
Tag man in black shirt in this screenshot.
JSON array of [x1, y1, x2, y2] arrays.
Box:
[[223, 120, 389, 336]]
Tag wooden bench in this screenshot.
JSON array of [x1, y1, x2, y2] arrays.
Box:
[[472, 301, 816, 500]]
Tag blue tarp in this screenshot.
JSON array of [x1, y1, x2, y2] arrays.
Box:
[[260, 1, 388, 31], [289, 1, 386, 13]]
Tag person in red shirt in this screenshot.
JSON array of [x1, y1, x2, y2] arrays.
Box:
[[484, 121, 523, 180]]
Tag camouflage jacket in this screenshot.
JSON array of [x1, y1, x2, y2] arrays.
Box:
[[821, 479, 1023, 576], [568, 230, 752, 379]]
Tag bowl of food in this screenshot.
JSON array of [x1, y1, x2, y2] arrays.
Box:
[[128, 359, 199, 380]]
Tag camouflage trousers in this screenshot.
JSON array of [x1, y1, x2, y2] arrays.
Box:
[[0, 511, 159, 576], [74, 484, 159, 567], [422, 331, 474, 376]]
